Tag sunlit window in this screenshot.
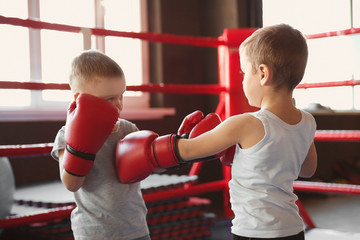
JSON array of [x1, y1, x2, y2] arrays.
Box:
[[0, 0, 147, 120], [0, 0, 30, 108], [39, 0, 96, 103], [103, 0, 144, 96], [263, 0, 360, 111]]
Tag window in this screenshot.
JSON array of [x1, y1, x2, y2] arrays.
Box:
[[263, 0, 360, 111], [0, 0, 151, 121]]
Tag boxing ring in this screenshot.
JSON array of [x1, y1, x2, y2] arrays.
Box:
[[1, 15, 360, 239]]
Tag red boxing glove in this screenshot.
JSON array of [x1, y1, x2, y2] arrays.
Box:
[[189, 113, 236, 164], [220, 145, 236, 167], [116, 131, 183, 184], [177, 110, 204, 137], [116, 113, 225, 184], [187, 113, 226, 161], [62, 94, 119, 177], [188, 113, 221, 138]]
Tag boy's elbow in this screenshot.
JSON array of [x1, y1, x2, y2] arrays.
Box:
[[299, 167, 316, 178], [299, 143, 317, 178], [299, 158, 317, 178]]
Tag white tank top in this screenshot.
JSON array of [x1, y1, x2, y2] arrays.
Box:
[[229, 109, 316, 238]]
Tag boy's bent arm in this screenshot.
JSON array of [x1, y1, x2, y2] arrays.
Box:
[[299, 142, 317, 178], [58, 150, 85, 192], [177, 114, 252, 160]]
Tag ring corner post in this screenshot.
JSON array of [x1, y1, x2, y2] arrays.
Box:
[[217, 28, 257, 118], [217, 28, 257, 219]]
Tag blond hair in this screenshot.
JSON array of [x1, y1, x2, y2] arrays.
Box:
[[69, 50, 124, 93], [240, 24, 308, 90]]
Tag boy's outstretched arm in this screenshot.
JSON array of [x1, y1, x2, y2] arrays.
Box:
[[299, 142, 317, 178], [177, 113, 263, 161], [116, 112, 229, 184]]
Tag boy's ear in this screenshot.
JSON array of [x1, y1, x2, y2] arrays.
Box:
[[259, 64, 272, 86]]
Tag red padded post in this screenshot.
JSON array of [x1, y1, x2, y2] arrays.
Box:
[[217, 28, 257, 218]]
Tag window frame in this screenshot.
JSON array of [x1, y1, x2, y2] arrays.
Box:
[[0, 0, 175, 121]]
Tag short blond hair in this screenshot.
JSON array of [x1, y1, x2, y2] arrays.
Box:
[[240, 24, 308, 90], [69, 50, 124, 93]]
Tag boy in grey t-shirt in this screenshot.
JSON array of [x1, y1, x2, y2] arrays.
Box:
[[51, 50, 150, 240]]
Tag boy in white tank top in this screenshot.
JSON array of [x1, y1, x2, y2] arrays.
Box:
[[176, 24, 317, 239]]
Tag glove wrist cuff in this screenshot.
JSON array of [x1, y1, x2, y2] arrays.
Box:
[[172, 135, 186, 164], [66, 145, 96, 161], [152, 134, 185, 168], [62, 147, 95, 176]]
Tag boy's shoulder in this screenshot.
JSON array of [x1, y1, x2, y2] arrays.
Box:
[[117, 118, 139, 134], [224, 112, 263, 132], [228, 111, 262, 124], [118, 118, 136, 127], [299, 109, 317, 128]]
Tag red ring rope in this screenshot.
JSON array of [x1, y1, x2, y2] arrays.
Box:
[[2, 15, 360, 45], [315, 130, 360, 141], [0, 81, 228, 94], [1, 79, 359, 92], [294, 181, 360, 195], [0, 15, 226, 48], [0, 130, 359, 157], [297, 79, 360, 89], [92, 28, 226, 48], [0, 130, 359, 158], [127, 84, 227, 94], [0, 15, 80, 32], [2, 15, 360, 47], [0, 81, 70, 91], [0, 143, 53, 157], [305, 27, 360, 39]]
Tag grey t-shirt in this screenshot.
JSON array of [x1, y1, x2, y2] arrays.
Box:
[[51, 119, 149, 240]]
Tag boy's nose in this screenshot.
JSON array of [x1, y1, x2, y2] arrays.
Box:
[[113, 98, 123, 111]]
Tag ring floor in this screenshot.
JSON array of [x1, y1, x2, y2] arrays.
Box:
[[209, 194, 360, 240], [2, 179, 360, 239]]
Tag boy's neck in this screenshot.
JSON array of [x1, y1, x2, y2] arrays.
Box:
[[261, 88, 301, 125]]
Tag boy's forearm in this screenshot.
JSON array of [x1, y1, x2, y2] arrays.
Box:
[[176, 138, 193, 161], [60, 170, 85, 192], [59, 150, 85, 192]]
